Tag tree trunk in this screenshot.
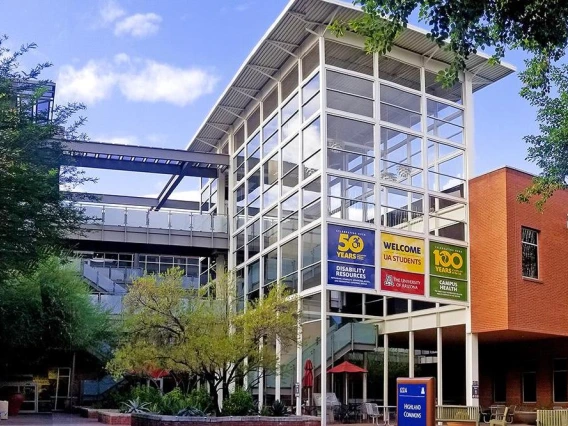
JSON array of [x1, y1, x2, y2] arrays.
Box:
[[208, 378, 221, 416]]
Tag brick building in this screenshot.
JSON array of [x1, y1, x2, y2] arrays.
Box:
[[470, 166, 568, 408]]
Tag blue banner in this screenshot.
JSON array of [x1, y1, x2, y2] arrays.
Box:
[[328, 262, 375, 289], [397, 383, 427, 426], [327, 224, 375, 266]]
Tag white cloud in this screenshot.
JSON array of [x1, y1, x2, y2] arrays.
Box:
[[120, 61, 218, 106], [114, 13, 162, 38], [98, 1, 161, 38], [57, 60, 116, 104], [94, 135, 139, 145], [100, 0, 126, 24], [57, 57, 218, 106]]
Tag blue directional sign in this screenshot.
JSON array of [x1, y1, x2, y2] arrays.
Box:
[[397, 383, 427, 426]]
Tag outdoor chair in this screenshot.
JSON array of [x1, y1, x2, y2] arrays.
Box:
[[506, 405, 516, 424], [491, 405, 506, 421], [490, 407, 510, 426], [364, 403, 381, 425]]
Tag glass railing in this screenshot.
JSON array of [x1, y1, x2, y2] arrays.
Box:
[[77, 203, 228, 233]]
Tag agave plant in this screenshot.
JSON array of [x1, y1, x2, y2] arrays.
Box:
[[121, 397, 151, 414], [270, 400, 287, 417], [177, 407, 206, 417]]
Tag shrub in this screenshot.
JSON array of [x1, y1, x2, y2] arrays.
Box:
[[222, 388, 255, 416], [270, 400, 287, 417], [177, 407, 206, 417], [121, 398, 150, 414], [187, 388, 213, 414], [158, 388, 189, 415], [129, 385, 162, 407]]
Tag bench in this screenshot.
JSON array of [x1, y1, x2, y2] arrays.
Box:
[[537, 409, 568, 426], [437, 405, 480, 426]]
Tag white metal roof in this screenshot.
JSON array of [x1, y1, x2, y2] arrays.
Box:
[[186, 0, 516, 155]]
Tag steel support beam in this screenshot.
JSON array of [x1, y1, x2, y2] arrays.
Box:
[[63, 192, 201, 211], [61, 139, 229, 166]]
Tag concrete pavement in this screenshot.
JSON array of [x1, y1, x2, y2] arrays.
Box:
[[3, 413, 98, 425]]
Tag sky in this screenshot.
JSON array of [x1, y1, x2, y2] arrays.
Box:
[[0, 0, 541, 202]]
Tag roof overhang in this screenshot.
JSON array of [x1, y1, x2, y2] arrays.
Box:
[[185, 0, 516, 155]]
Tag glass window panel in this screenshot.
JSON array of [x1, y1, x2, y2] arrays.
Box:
[[428, 140, 464, 166], [282, 272, 298, 293], [379, 56, 421, 91], [247, 219, 260, 241], [247, 196, 260, 218], [281, 64, 298, 101], [234, 126, 245, 151], [429, 218, 465, 241], [302, 44, 319, 79], [327, 70, 373, 98], [282, 93, 299, 123], [522, 227, 538, 279], [303, 199, 321, 226], [427, 100, 463, 125], [263, 153, 279, 187], [328, 90, 373, 117], [381, 186, 424, 231], [325, 41, 373, 76], [428, 170, 466, 195], [247, 133, 260, 157], [328, 175, 374, 200], [282, 112, 299, 140], [303, 73, 320, 103], [381, 128, 422, 167], [263, 184, 278, 209], [302, 226, 321, 267], [248, 236, 260, 258], [247, 260, 260, 292], [303, 151, 321, 179], [303, 117, 321, 160], [282, 192, 299, 217], [438, 154, 464, 180], [328, 148, 375, 176], [303, 177, 321, 204], [302, 264, 321, 291], [234, 148, 244, 168], [263, 132, 278, 156], [303, 93, 320, 121], [282, 169, 299, 195], [247, 107, 260, 138], [234, 185, 246, 212], [429, 196, 466, 221], [327, 115, 374, 155], [522, 371, 537, 403], [282, 135, 299, 174], [263, 206, 278, 228], [281, 238, 299, 276], [234, 164, 245, 182], [281, 212, 299, 237], [235, 230, 245, 248], [380, 85, 421, 131], [263, 224, 279, 249], [425, 70, 463, 104], [263, 87, 278, 120], [247, 149, 260, 171], [264, 249, 278, 284], [247, 168, 261, 200]]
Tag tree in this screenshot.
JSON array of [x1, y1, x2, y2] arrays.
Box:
[[0, 35, 93, 278], [330, 0, 568, 207], [0, 255, 117, 372], [107, 269, 299, 414]]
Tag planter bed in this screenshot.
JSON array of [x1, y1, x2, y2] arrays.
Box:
[[78, 407, 101, 419], [98, 410, 132, 425], [132, 413, 320, 426]]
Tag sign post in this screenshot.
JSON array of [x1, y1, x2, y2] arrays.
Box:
[[397, 377, 435, 426]]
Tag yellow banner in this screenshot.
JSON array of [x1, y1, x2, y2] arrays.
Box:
[[381, 233, 425, 274]]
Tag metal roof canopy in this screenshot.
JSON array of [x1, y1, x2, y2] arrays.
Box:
[[180, 0, 515, 158], [61, 139, 229, 179], [63, 192, 202, 211]]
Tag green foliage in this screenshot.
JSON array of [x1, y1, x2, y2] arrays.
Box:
[[0, 256, 117, 372], [176, 407, 205, 417], [158, 388, 189, 416], [186, 388, 213, 414], [108, 270, 298, 414], [128, 385, 162, 408], [0, 36, 94, 278], [221, 388, 255, 416], [120, 398, 150, 414], [269, 400, 287, 417], [334, 0, 568, 204]]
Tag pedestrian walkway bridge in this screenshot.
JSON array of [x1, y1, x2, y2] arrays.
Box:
[[67, 203, 229, 255]]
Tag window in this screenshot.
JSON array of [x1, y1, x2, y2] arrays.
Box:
[[327, 70, 374, 117], [522, 227, 539, 279], [327, 115, 374, 176], [555, 359, 568, 402], [328, 175, 375, 223], [493, 371, 507, 403], [325, 41, 373, 76], [522, 363, 537, 403]]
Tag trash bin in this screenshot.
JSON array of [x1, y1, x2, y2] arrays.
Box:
[[0, 400, 8, 420]]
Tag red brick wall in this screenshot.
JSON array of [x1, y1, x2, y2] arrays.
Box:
[[479, 338, 568, 408], [98, 411, 132, 425], [470, 167, 568, 336], [470, 168, 509, 333]]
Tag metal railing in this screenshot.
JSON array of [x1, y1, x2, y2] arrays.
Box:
[[537, 409, 568, 426], [436, 405, 480, 424], [76, 203, 228, 233]]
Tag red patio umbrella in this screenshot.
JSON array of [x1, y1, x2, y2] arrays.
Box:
[[303, 359, 314, 406], [327, 361, 367, 404]]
